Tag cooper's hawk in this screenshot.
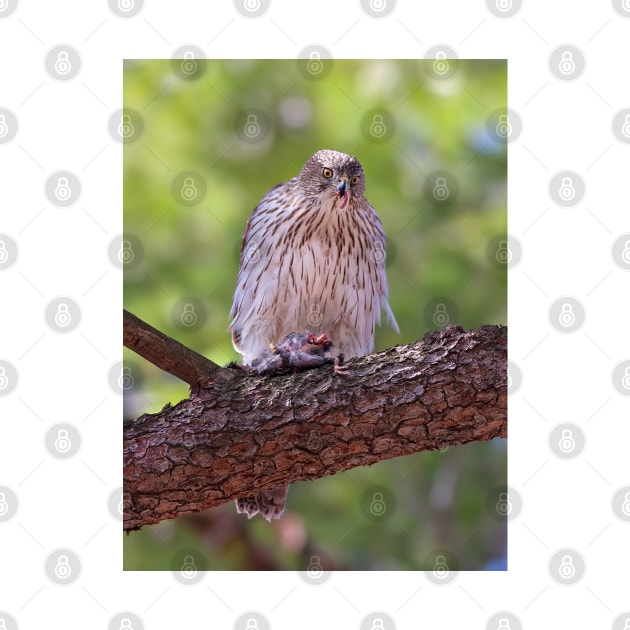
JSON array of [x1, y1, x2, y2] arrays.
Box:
[[229, 149, 398, 521]]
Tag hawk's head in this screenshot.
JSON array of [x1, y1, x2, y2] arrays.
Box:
[[297, 149, 366, 208]]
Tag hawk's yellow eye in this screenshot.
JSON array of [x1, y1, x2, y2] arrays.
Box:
[[351, 176, 359, 185], [322, 167, 333, 179]]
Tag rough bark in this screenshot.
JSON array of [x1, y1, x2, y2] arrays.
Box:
[[123, 323, 507, 532]]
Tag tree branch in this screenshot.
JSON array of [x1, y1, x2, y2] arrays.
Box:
[[123, 309, 220, 385], [123, 323, 507, 531]]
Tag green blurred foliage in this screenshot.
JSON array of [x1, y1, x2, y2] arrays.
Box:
[[123, 59, 507, 571]]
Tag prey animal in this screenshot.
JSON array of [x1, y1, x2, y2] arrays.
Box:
[[241, 331, 347, 376]]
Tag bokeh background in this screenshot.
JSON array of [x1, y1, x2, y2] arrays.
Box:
[[123, 58, 507, 571]]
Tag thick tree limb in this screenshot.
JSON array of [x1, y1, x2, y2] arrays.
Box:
[[123, 323, 507, 531]]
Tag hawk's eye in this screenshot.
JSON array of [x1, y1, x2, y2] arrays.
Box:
[[351, 176, 359, 185], [322, 167, 333, 179]]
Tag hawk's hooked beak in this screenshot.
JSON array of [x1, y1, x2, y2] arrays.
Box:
[[336, 176, 349, 209]]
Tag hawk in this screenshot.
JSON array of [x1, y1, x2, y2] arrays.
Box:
[[229, 149, 398, 520]]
